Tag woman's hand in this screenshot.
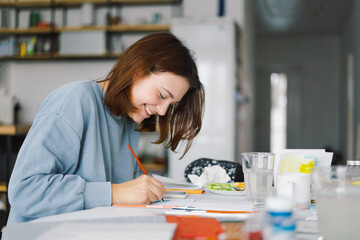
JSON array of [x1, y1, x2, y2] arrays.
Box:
[[111, 175, 165, 205]]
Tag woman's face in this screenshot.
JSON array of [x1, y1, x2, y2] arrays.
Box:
[[129, 72, 190, 123]]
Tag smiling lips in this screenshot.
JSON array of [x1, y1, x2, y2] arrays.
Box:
[[145, 104, 153, 116]]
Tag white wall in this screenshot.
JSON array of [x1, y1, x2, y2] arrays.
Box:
[[256, 36, 341, 152], [2, 60, 115, 123]]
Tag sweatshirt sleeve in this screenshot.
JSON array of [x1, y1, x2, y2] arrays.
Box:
[[8, 113, 111, 219]]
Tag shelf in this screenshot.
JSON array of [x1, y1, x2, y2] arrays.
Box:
[[0, 0, 52, 8], [0, 182, 6, 193], [0, 0, 180, 7], [0, 27, 55, 34], [56, 26, 107, 32], [57, 0, 179, 5], [57, 24, 170, 32], [108, 24, 170, 32], [0, 52, 121, 60], [0, 24, 170, 34], [53, 52, 120, 59], [0, 124, 31, 135]]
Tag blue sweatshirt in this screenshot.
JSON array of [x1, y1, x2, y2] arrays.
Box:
[[6, 80, 140, 226]]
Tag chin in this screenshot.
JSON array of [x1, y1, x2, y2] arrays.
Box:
[[130, 115, 145, 123], [131, 118, 142, 123]]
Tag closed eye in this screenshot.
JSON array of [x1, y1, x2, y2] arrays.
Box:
[[160, 93, 165, 99]]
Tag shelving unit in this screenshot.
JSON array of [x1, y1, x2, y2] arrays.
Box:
[[0, 124, 31, 235], [0, 0, 181, 7], [0, 24, 170, 34], [0, 182, 6, 193], [0, 0, 180, 60]]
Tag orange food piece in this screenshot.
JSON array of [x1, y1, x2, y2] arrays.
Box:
[[233, 182, 245, 190]]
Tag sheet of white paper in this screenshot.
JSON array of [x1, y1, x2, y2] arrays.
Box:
[[162, 193, 259, 221], [189, 193, 261, 211], [36, 223, 177, 240], [151, 198, 195, 207], [152, 174, 202, 189], [34, 207, 158, 223], [151, 190, 259, 211]]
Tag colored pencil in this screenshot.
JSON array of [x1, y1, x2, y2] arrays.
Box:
[[128, 144, 164, 202], [205, 210, 258, 214], [165, 189, 205, 194], [115, 204, 179, 209], [128, 145, 148, 175]]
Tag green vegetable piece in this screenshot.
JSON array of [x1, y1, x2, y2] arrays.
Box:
[[207, 182, 232, 191]]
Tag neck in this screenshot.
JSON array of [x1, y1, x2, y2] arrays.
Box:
[[98, 80, 109, 93]]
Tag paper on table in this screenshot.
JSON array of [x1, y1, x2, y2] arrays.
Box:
[[152, 174, 202, 189], [190, 197, 262, 211], [34, 207, 157, 223], [36, 223, 177, 240], [151, 198, 195, 207], [162, 194, 258, 221], [153, 192, 260, 211]]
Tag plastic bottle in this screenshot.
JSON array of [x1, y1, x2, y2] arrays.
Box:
[[300, 160, 314, 174], [263, 197, 296, 240]]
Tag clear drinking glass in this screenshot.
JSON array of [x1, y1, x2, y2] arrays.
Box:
[[241, 152, 275, 202], [312, 166, 360, 240]]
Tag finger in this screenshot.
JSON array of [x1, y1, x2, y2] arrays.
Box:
[[148, 189, 163, 202], [151, 184, 165, 201], [149, 177, 165, 190]]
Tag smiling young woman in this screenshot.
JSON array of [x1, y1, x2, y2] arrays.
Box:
[[102, 32, 204, 156], [5, 32, 204, 229]]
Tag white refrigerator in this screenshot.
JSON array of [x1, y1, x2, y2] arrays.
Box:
[[169, 18, 239, 180]]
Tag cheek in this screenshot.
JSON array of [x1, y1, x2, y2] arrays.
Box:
[[130, 84, 159, 106]]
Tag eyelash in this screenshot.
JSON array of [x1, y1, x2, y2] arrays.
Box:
[[159, 92, 178, 106]]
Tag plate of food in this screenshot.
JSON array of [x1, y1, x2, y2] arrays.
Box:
[[205, 182, 245, 196]]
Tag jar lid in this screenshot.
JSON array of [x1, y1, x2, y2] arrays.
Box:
[[265, 197, 294, 212], [347, 160, 360, 166]]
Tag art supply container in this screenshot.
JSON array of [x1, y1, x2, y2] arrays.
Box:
[[312, 166, 360, 240], [263, 197, 296, 240], [241, 152, 275, 202]]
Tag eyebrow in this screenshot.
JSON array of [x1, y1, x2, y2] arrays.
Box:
[[162, 87, 174, 99]]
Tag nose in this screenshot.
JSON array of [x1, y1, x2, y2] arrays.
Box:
[[157, 102, 170, 116]]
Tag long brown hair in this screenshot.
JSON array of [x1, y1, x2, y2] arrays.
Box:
[[101, 32, 204, 158]]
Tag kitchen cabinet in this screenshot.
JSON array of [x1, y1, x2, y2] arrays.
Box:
[[0, 0, 181, 60]]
